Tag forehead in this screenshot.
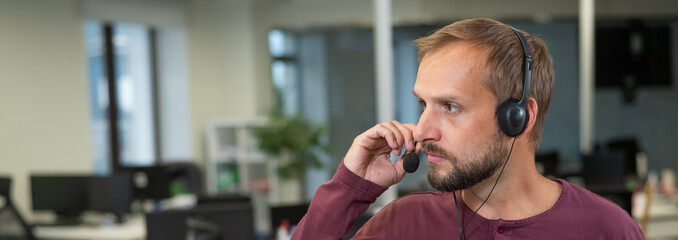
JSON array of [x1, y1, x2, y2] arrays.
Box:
[[413, 42, 491, 101]]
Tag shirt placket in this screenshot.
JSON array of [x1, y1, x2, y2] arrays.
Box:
[[490, 219, 510, 240]]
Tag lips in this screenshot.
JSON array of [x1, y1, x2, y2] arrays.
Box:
[[426, 154, 447, 164]]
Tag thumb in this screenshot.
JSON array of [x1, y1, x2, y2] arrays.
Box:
[[393, 153, 408, 178]]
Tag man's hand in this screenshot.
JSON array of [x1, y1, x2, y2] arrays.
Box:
[[343, 121, 418, 188]]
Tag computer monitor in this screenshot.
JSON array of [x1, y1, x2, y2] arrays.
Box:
[[583, 150, 626, 188], [270, 203, 310, 237], [87, 173, 133, 222], [607, 138, 641, 177], [146, 204, 256, 240], [197, 194, 251, 209], [0, 178, 8, 197], [121, 166, 171, 200], [30, 175, 89, 225]]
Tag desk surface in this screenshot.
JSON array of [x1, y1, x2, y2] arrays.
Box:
[[34, 215, 145, 240], [633, 194, 678, 240]]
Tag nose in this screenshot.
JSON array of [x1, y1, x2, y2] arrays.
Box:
[[414, 107, 441, 143]]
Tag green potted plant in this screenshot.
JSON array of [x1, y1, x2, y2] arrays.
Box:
[[253, 112, 329, 201]]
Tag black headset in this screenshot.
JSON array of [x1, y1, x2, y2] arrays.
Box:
[[496, 27, 532, 137]]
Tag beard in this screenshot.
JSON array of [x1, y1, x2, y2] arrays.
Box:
[[425, 131, 509, 192]]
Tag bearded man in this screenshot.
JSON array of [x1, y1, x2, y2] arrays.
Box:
[[290, 18, 643, 240]]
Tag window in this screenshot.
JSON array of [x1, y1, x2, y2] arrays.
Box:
[[112, 24, 157, 167], [85, 21, 160, 174], [268, 29, 299, 116], [85, 21, 110, 174]]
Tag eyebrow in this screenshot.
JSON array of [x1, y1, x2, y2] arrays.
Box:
[[412, 90, 469, 105]]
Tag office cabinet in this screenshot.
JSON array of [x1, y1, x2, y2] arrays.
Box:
[[204, 117, 274, 196]]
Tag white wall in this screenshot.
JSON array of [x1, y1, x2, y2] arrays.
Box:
[[0, 0, 92, 218], [82, 0, 186, 28], [186, 0, 261, 167]]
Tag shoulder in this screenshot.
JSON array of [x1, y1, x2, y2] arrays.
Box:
[[389, 191, 448, 211], [555, 179, 644, 238], [383, 192, 446, 212], [558, 179, 627, 214], [369, 191, 449, 223]]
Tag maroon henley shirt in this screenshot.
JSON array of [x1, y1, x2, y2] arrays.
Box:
[[292, 162, 644, 239]]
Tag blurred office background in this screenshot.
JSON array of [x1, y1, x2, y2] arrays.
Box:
[[1, 0, 678, 239]]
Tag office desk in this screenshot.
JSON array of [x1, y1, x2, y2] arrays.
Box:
[[34, 215, 145, 240], [634, 195, 678, 240]]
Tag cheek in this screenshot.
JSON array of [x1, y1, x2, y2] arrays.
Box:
[[443, 113, 497, 148]]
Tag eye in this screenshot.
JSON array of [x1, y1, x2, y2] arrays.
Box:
[[444, 102, 460, 113], [417, 100, 426, 110]]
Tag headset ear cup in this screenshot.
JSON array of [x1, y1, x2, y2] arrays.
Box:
[[497, 99, 528, 137]]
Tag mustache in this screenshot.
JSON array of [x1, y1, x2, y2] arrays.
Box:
[[421, 143, 454, 161]]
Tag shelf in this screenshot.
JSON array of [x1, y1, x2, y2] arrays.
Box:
[[204, 117, 273, 196]]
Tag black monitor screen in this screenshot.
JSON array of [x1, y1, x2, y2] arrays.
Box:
[[270, 203, 310, 236], [607, 138, 641, 177], [583, 150, 626, 188], [121, 166, 171, 200], [30, 175, 88, 218], [0, 178, 9, 197], [87, 173, 133, 216], [596, 21, 672, 88]]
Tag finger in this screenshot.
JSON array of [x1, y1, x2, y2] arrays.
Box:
[[361, 124, 395, 150], [379, 121, 404, 155], [371, 124, 399, 152], [393, 153, 407, 178], [380, 121, 404, 148], [393, 121, 415, 152], [402, 123, 420, 153]]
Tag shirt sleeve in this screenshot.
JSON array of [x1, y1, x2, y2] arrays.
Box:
[[626, 221, 645, 240], [291, 161, 387, 240]]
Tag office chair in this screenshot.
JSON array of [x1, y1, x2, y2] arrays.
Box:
[[146, 204, 256, 240], [535, 151, 560, 178], [582, 149, 633, 215], [186, 216, 221, 240], [0, 177, 37, 240]]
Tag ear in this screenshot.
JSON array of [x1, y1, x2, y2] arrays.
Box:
[[518, 97, 539, 139]]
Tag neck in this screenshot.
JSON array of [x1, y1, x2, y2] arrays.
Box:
[[461, 139, 561, 220]]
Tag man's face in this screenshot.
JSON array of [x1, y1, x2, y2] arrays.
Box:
[[413, 42, 508, 192]]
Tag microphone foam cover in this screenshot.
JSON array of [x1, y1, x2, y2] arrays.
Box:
[[403, 152, 420, 173]]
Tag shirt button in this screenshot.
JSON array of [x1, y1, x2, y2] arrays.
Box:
[[497, 226, 505, 233]]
